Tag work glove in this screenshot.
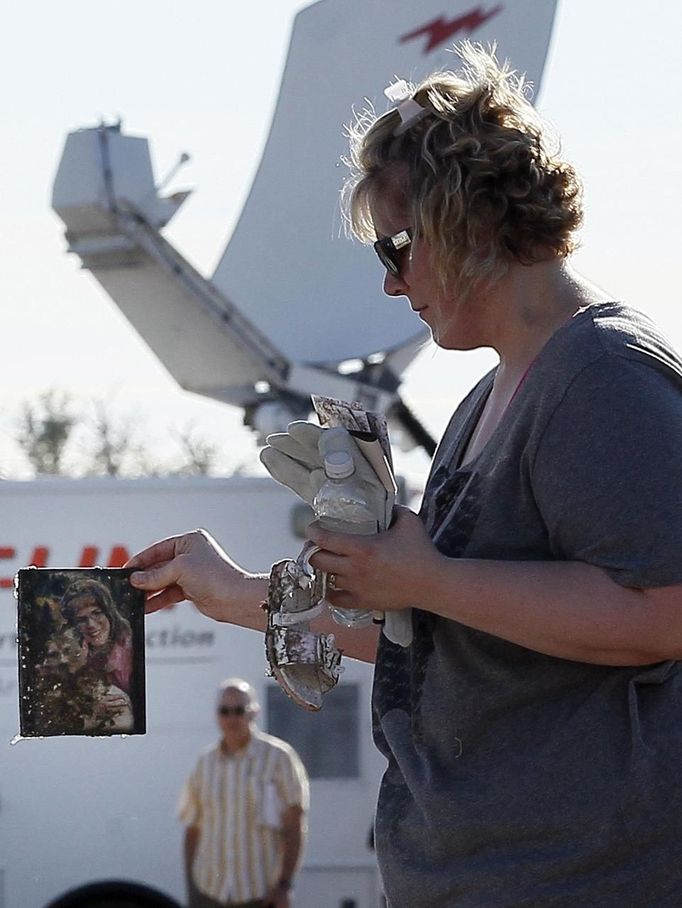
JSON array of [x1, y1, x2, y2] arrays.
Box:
[[260, 422, 413, 649], [260, 423, 391, 528]]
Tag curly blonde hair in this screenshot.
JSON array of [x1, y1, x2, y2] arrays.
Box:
[[342, 43, 583, 294]]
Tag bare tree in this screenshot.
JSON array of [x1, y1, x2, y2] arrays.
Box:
[[11, 392, 224, 479], [87, 402, 142, 477], [173, 422, 218, 476], [16, 391, 76, 475]]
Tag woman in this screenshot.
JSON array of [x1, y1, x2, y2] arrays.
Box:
[[61, 578, 133, 694], [61, 578, 134, 732], [127, 45, 682, 906]]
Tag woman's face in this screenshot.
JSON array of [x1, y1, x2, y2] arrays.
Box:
[[370, 185, 489, 350], [71, 596, 111, 649]]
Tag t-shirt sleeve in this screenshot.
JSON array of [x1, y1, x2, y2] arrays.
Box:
[[532, 354, 682, 588]]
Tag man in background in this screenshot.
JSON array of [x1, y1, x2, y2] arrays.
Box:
[[179, 678, 309, 908]]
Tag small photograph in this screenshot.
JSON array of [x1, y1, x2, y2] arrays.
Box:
[[16, 568, 146, 737]]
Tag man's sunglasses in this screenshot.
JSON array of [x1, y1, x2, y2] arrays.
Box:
[[373, 228, 413, 277], [218, 705, 247, 716]]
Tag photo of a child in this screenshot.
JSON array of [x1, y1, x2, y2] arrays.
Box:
[[17, 568, 145, 737]]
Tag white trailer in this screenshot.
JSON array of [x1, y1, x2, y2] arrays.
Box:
[[0, 477, 384, 908]]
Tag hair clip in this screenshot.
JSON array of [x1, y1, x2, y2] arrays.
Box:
[[383, 79, 430, 136]]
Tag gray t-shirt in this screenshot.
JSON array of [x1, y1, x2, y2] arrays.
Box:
[[373, 303, 682, 907]]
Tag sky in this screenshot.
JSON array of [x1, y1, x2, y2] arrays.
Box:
[[2, 0, 682, 480]]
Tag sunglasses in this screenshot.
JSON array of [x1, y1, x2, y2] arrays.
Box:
[[218, 705, 247, 717], [373, 228, 413, 277]]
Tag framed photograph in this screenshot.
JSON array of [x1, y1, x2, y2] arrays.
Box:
[[16, 568, 146, 737]]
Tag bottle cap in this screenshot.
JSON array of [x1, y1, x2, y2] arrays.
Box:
[[323, 450, 355, 479]]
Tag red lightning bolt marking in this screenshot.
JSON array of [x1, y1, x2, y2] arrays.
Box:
[[400, 5, 504, 54]]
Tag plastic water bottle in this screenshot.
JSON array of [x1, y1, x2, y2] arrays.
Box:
[[313, 450, 376, 629]]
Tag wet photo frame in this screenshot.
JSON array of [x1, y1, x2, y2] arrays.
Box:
[[16, 568, 146, 737]]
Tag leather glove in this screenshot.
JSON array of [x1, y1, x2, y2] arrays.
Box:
[[259, 421, 325, 503], [260, 423, 390, 529]]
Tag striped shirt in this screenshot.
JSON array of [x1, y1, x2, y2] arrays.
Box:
[[178, 731, 309, 903]]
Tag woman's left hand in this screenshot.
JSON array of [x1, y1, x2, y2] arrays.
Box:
[[307, 505, 440, 613]]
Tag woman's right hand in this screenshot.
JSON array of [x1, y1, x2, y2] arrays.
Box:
[[126, 529, 255, 621]]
